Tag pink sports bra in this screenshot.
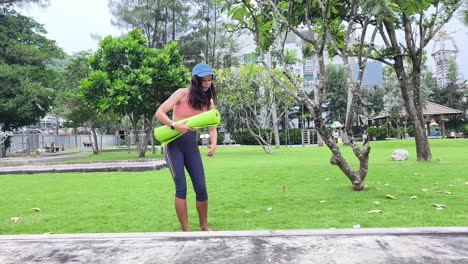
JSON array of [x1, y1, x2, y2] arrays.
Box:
[[173, 94, 208, 119]]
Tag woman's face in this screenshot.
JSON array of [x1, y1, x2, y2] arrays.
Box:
[[201, 76, 213, 91]]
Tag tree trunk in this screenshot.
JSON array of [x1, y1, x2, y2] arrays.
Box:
[[74, 129, 78, 150], [260, 47, 370, 190], [383, 17, 432, 161], [0, 142, 5, 158], [343, 66, 355, 146], [393, 60, 432, 161], [309, 40, 370, 189], [137, 117, 154, 158], [413, 120, 432, 160], [151, 129, 156, 154], [89, 124, 99, 154], [271, 101, 280, 148], [393, 119, 402, 139], [315, 115, 368, 191], [252, 0, 371, 191]]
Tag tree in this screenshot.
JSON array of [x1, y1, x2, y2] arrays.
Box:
[[109, 0, 240, 69], [2, 0, 49, 8], [461, 0, 468, 25], [324, 64, 348, 125], [56, 52, 91, 122], [430, 58, 465, 128], [364, 0, 461, 161], [383, 68, 405, 138], [365, 85, 385, 117], [423, 68, 438, 94], [58, 51, 101, 152], [0, 2, 63, 157], [109, 0, 190, 48], [179, 0, 241, 69], [221, 0, 377, 191], [80, 29, 188, 157], [0, 8, 63, 138], [216, 64, 293, 153]]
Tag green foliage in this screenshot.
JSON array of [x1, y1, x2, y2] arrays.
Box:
[[220, 0, 278, 51], [284, 49, 298, 65], [429, 58, 464, 113], [233, 128, 308, 145], [233, 129, 273, 145], [463, 1, 468, 26], [366, 0, 461, 65], [56, 51, 96, 129], [110, 0, 239, 67], [423, 69, 437, 95], [279, 128, 305, 145], [0, 9, 63, 130], [302, 43, 316, 58], [79, 29, 188, 156], [216, 64, 294, 148], [0, 1, 50, 9], [365, 85, 385, 116], [368, 126, 390, 140], [400, 0, 432, 15], [108, 0, 190, 49], [383, 66, 404, 119], [447, 57, 458, 84], [462, 124, 468, 135], [324, 64, 347, 124], [81, 29, 188, 118], [325, 17, 346, 57], [368, 123, 412, 140]]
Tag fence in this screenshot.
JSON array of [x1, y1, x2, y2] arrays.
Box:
[[6, 133, 153, 153]]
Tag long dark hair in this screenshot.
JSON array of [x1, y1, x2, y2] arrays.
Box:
[[188, 75, 217, 110]]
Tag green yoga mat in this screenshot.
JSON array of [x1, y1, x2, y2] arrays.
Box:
[[154, 108, 221, 145]]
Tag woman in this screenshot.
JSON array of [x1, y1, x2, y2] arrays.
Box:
[[155, 63, 217, 232]]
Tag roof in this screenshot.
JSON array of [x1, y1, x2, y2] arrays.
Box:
[[423, 101, 463, 115], [372, 101, 463, 120]]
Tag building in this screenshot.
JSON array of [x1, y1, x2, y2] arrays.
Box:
[[431, 30, 458, 89]]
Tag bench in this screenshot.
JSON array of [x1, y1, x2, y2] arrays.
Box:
[[222, 133, 236, 145], [45, 144, 60, 152], [83, 142, 93, 147]]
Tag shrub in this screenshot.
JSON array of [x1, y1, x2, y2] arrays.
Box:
[[368, 126, 387, 140], [279, 128, 303, 145], [462, 124, 468, 135], [233, 129, 273, 145]]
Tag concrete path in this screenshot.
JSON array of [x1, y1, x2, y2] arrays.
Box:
[[0, 159, 166, 174], [0, 149, 167, 174], [1, 227, 467, 264], [0, 153, 89, 167]]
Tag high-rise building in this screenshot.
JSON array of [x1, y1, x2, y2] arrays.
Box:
[[431, 30, 458, 89]]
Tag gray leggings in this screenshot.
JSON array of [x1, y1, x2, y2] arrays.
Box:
[[165, 131, 208, 201]]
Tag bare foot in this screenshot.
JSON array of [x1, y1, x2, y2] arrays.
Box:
[[201, 227, 212, 231]]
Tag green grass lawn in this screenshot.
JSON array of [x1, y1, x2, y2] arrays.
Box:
[[1, 139, 467, 234]]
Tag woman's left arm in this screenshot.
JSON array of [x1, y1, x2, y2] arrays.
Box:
[[207, 100, 218, 157]]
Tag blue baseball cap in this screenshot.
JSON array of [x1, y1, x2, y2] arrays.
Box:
[[192, 63, 214, 77]]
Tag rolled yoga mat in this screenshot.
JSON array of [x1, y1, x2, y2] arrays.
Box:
[[154, 108, 221, 145]]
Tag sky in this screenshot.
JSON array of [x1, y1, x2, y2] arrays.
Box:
[[20, 0, 468, 80], [20, 0, 123, 54]]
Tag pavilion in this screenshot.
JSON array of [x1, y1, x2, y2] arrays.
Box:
[[372, 101, 463, 138]]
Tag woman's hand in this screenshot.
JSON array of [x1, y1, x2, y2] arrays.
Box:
[[207, 144, 216, 157], [174, 121, 193, 134]]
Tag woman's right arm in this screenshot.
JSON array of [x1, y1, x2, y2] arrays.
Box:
[[155, 88, 184, 126], [155, 89, 191, 132]]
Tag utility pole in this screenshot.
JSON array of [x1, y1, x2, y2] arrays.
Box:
[[203, 5, 211, 65]]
